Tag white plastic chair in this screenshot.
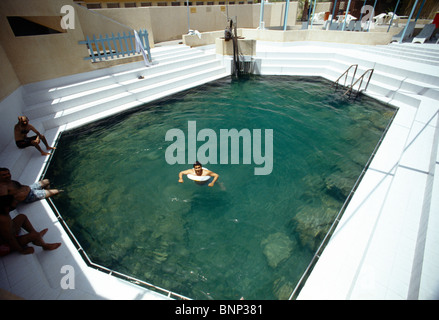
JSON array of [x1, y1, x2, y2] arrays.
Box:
[[412, 24, 436, 44], [391, 21, 416, 42]]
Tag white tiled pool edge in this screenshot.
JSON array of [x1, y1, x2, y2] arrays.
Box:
[[286, 44, 439, 300], [297, 95, 439, 299]]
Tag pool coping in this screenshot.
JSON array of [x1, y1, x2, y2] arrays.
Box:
[[284, 43, 439, 299]]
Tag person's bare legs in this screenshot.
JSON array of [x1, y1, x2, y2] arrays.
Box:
[[31, 136, 51, 156], [39, 134, 56, 151], [39, 179, 50, 189], [44, 189, 62, 199], [38, 179, 62, 198], [13, 214, 61, 251]]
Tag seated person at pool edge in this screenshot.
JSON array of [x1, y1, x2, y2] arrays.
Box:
[[178, 161, 219, 187], [0, 168, 61, 209], [14, 116, 55, 156], [0, 195, 61, 255]]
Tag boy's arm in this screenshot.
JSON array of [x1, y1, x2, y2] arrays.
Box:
[[207, 172, 219, 187], [178, 169, 193, 183]]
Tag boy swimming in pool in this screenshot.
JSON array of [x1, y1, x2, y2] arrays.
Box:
[[178, 161, 219, 187]]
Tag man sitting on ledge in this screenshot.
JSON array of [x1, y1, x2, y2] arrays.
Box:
[[0, 168, 61, 209], [14, 116, 55, 156]]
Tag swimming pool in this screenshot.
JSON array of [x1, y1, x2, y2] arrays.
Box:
[[45, 76, 396, 300]]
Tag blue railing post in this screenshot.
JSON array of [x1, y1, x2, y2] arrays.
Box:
[[310, 0, 317, 29], [367, 0, 377, 32], [92, 34, 101, 61], [329, 0, 338, 29], [342, 0, 353, 31], [259, 0, 265, 29], [129, 30, 135, 55], [122, 31, 128, 56], [99, 34, 108, 60], [140, 29, 151, 62], [79, 29, 151, 63], [414, 0, 426, 25], [400, 0, 419, 43], [283, 0, 290, 31], [85, 35, 95, 63], [106, 33, 114, 59], [112, 32, 119, 58], [387, 0, 400, 32]]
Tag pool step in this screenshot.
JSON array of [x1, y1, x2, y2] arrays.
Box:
[[360, 44, 439, 67], [0, 44, 227, 179], [24, 55, 221, 120], [20, 45, 228, 130], [23, 48, 217, 116], [42, 64, 228, 130], [21, 45, 195, 106], [21, 45, 194, 104], [63, 69, 230, 131], [257, 48, 439, 106]]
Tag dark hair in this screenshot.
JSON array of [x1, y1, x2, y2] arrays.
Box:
[[0, 168, 10, 172], [193, 161, 202, 168], [18, 116, 29, 123], [0, 195, 14, 213]]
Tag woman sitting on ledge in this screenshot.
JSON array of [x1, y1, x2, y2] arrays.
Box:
[[14, 116, 55, 156]]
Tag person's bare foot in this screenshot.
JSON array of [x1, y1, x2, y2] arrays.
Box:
[[39, 228, 48, 237], [20, 247, 34, 255], [42, 243, 61, 251], [41, 151, 51, 156], [47, 146, 56, 151]]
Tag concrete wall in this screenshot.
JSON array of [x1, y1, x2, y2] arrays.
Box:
[[0, 1, 297, 98], [0, 42, 21, 102], [146, 3, 297, 43], [83, 7, 155, 47], [0, 0, 141, 90], [184, 27, 400, 47], [241, 28, 399, 45], [0, 0, 91, 85]]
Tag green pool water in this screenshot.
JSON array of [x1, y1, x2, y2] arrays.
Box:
[[45, 76, 395, 300]]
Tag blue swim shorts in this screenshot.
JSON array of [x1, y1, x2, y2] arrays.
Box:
[[24, 182, 46, 203]]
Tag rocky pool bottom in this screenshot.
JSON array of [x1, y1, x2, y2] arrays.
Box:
[[45, 76, 396, 299]]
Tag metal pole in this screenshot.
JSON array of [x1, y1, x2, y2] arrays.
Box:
[[187, 0, 190, 32], [342, 0, 352, 31], [387, 0, 400, 32], [330, 0, 338, 29], [359, 0, 367, 22], [399, 0, 419, 43], [259, 0, 265, 29], [283, 0, 290, 31], [310, 0, 317, 29], [414, 0, 426, 24], [367, 0, 377, 32], [307, 0, 313, 28]]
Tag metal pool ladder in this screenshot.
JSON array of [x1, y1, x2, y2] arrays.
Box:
[[343, 68, 374, 98], [332, 64, 358, 90], [332, 65, 375, 99]]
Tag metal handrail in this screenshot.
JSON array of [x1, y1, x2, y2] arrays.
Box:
[[343, 69, 374, 98], [332, 64, 358, 90]]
